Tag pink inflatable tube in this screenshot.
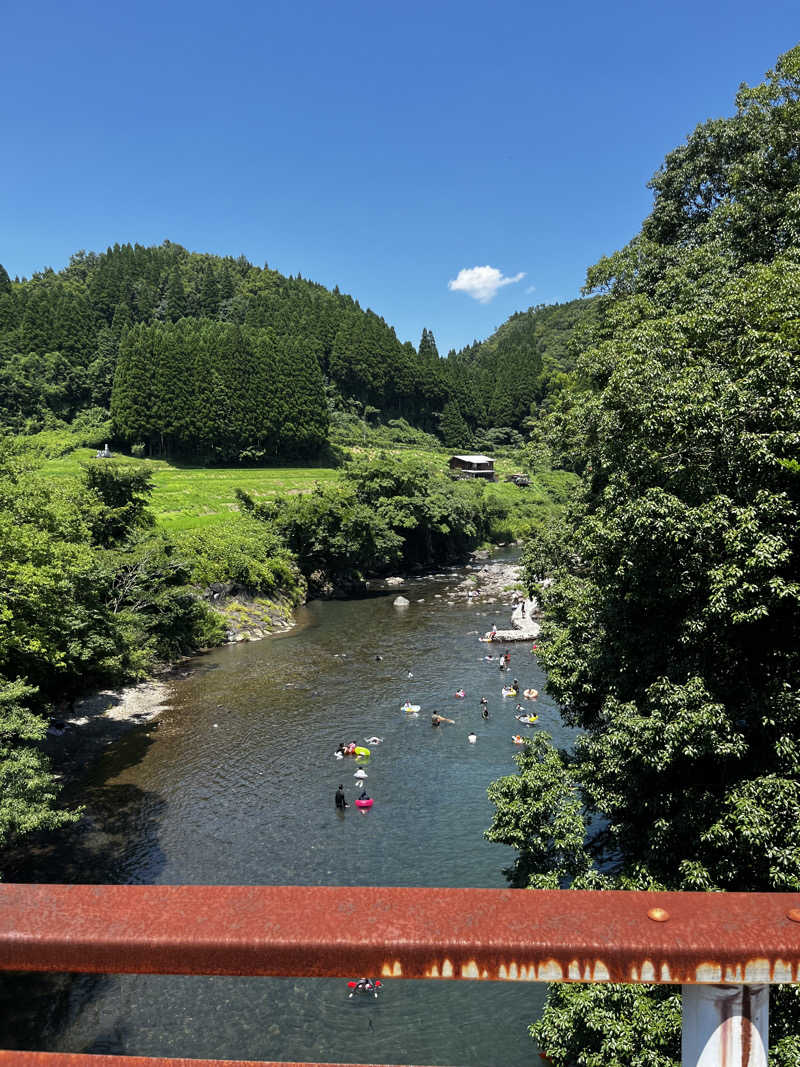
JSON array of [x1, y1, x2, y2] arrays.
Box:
[[355, 797, 374, 809]]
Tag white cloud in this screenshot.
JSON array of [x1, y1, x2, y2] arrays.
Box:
[[448, 265, 526, 303], [525, 284, 537, 295]]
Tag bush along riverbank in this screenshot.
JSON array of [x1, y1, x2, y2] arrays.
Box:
[[236, 452, 519, 597]]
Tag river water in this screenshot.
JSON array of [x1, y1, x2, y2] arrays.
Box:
[[3, 554, 574, 1065]]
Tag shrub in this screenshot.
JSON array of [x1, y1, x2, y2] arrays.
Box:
[[174, 517, 304, 601]]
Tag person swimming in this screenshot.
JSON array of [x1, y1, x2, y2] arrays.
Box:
[[349, 977, 381, 998], [468, 731, 477, 743]]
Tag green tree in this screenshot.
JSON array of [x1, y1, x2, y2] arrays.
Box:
[[488, 46, 800, 1065], [0, 677, 79, 857], [164, 268, 187, 321], [81, 460, 155, 547], [418, 327, 439, 360], [439, 399, 472, 450]]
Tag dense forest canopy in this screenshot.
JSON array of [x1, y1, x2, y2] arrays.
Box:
[[445, 297, 600, 433], [112, 321, 329, 460], [0, 243, 454, 458], [0, 242, 594, 460], [486, 45, 800, 1066]]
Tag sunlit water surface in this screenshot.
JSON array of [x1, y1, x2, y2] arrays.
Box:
[[4, 554, 575, 1065]]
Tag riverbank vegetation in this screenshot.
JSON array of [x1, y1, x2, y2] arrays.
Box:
[[237, 452, 511, 594], [0, 446, 220, 855], [487, 46, 800, 1066]]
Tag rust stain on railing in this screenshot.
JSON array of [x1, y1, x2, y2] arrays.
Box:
[[0, 1055, 426, 1067], [1, 885, 799, 986]]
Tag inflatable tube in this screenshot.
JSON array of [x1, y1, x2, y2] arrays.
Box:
[[523, 689, 539, 700], [347, 979, 381, 997], [516, 714, 538, 724], [355, 797, 373, 809], [512, 735, 526, 745], [354, 769, 368, 779], [501, 687, 518, 697], [454, 689, 465, 698], [353, 746, 370, 758], [401, 703, 421, 713]]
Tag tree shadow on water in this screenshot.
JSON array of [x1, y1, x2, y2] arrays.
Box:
[[1, 726, 168, 1052]]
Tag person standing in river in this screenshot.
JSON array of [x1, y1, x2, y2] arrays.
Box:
[[335, 785, 348, 810]]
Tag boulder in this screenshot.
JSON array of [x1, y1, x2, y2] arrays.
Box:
[[393, 596, 410, 607]]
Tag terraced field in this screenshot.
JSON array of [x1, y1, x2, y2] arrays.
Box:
[[43, 450, 341, 531]]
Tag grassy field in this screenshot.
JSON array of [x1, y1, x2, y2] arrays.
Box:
[[41, 446, 573, 535], [43, 449, 341, 531]]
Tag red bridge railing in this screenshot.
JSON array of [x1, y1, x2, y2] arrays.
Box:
[[1, 885, 799, 1066]]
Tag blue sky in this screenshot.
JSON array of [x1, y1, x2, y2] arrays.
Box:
[[2, 1, 798, 353]]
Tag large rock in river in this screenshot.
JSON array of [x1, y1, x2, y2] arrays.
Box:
[[393, 596, 410, 607]]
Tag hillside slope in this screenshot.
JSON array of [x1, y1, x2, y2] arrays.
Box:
[[445, 296, 600, 435], [0, 243, 448, 459]]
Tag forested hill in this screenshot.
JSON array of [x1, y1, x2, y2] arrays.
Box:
[[0, 243, 451, 460], [442, 297, 600, 439]]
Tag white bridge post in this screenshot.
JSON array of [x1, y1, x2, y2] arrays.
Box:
[[682, 984, 768, 1066]]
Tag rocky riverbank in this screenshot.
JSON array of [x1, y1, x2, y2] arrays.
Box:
[[44, 676, 174, 782], [210, 589, 297, 643], [375, 548, 541, 639], [455, 553, 541, 640]]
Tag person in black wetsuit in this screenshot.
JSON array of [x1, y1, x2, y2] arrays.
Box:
[[335, 785, 347, 809]]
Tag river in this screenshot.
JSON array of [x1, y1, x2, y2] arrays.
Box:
[[3, 554, 575, 1066]]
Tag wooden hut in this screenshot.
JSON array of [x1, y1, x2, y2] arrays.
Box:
[[448, 454, 496, 481]]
